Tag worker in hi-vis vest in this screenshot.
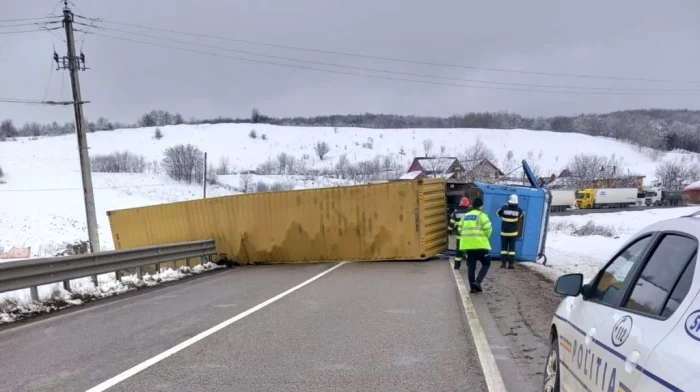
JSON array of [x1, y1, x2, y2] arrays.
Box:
[[457, 198, 493, 293], [449, 197, 471, 267], [497, 194, 524, 270]]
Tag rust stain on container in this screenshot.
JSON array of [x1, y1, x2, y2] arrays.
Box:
[[107, 179, 447, 264]]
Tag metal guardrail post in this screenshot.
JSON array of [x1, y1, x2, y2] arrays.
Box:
[[30, 286, 39, 302], [136, 266, 143, 280], [63, 280, 71, 292]]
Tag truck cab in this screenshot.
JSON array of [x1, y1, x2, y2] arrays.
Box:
[[574, 189, 593, 209]]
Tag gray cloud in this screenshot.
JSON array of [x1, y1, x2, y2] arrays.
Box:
[[2, 0, 700, 124]]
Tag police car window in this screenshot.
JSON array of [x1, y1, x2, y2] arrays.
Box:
[[590, 236, 652, 305], [662, 257, 696, 318], [624, 235, 697, 317]]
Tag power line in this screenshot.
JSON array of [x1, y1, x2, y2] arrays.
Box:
[[91, 32, 700, 96], [98, 18, 700, 84], [91, 25, 700, 94], [0, 21, 60, 28], [0, 97, 86, 105], [0, 29, 45, 35], [0, 16, 58, 23]]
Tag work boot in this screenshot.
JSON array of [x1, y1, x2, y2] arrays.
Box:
[[507, 259, 515, 269], [454, 260, 461, 270], [474, 282, 483, 293], [470, 284, 478, 293], [500, 261, 506, 269]]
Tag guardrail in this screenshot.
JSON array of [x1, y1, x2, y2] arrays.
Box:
[[0, 239, 218, 301], [550, 204, 690, 216]]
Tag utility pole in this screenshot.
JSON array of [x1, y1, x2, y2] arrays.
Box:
[[203, 152, 208, 199], [57, 1, 101, 256]]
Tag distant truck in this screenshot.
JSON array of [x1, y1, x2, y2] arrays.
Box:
[[644, 187, 683, 206], [549, 189, 575, 212], [575, 188, 638, 209]]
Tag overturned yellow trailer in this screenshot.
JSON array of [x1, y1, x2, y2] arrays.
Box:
[[107, 178, 447, 264]]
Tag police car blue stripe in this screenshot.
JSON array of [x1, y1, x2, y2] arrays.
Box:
[[554, 314, 683, 392]]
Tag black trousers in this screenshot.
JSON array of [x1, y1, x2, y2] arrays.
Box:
[[467, 250, 491, 286], [500, 235, 517, 262]]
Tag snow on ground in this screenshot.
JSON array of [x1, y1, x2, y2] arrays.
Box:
[[0, 262, 223, 324], [528, 206, 700, 282]]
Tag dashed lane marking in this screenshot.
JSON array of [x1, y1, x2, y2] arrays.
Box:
[[451, 261, 508, 392], [85, 262, 347, 392]]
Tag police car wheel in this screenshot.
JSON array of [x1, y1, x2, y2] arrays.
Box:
[[543, 334, 560, 392]]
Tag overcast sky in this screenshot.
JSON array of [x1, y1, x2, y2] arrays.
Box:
[[2, 0, 700, 124]]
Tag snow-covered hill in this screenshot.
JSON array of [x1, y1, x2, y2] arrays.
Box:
[[0, 123, 696, 256]]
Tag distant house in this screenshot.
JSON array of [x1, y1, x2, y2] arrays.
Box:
[[401, 157, 505, 183], [401, 157, 466, 182], [467, 159, 504, 181]]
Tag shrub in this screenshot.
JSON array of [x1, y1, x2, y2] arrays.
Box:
[[162, 144, 204, 183], [570, 220, 617, 238], [249, 129, 257, 139], [270, 181, 295, 192], [154, 128, 163, 140], [261, 134, 267, 140], [314, 141, 330, 160], [0, 164, 3, 178], [91, 151, 147, 173], [255, 182, 270, 193]]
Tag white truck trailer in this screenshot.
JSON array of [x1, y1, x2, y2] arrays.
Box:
[[549, 189, 575, 212]]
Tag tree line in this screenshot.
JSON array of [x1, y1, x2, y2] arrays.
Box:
[[3, 108, 700, 153]]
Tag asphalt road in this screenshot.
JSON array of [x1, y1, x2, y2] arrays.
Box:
[[463, 263, 562, 392], [0, 261, 497, 392]]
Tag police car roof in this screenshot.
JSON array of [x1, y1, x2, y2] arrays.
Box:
[[636, 210, 700, 239]]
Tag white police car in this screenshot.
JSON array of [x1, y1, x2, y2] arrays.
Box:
[[543, 209, 700, 392]]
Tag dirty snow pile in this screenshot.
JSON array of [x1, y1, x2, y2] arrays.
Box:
[[0, 262, 223, 324], [530, 206, 700, 281]]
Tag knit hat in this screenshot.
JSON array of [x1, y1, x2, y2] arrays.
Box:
[[472, 198, 484, 209]]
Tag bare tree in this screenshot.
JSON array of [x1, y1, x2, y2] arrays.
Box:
[[461, 138, 496, 182], [566, 154, 623, 188], [655, 161, 697, 190], [239, 173, 253, 193], [216, 156, 231, 175], [162, 144, 205, 184], [314, 141, 330, 160], [422, 139, 434, 156]]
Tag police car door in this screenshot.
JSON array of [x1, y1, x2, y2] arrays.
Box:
[[594, 232, 698, 392], [559, 234, 654, 392]]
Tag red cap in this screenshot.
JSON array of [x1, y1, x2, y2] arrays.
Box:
[[459, 197, 470, 207]]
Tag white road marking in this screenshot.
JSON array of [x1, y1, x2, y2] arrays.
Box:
[[451, 261, 508, 392], [85, 262, 347, 392]]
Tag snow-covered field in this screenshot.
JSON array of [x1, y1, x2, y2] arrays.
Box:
[[529, 206, 700, 282], [0, 123, 698, 321]]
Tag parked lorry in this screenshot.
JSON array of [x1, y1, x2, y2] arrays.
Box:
[[548, 189, 575, 212], [575, 188, 638, 209], [644, 187, 683, 206]]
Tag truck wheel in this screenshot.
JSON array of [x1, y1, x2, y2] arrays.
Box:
[[543, 334, 561, 392]]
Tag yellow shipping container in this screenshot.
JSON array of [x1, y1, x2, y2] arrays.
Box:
[[107, 178, 446, 264]]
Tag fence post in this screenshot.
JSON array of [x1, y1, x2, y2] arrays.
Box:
[[115, 271, 121, 282], [63, 280, 71, 292], [30, 286, 39, 302], [136, 266, 143, 281], [186, 258, 192, 267]]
